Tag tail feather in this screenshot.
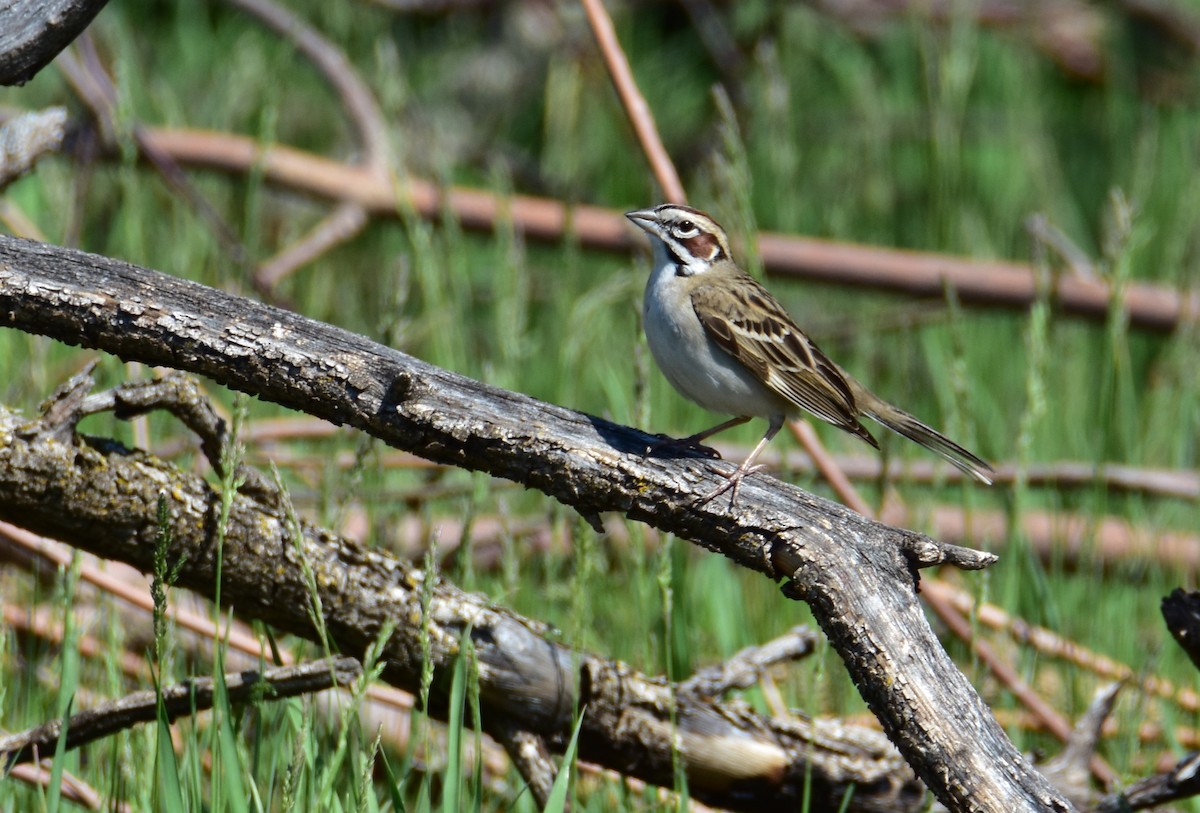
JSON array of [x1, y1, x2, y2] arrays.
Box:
[[863, 403, 995, 485]]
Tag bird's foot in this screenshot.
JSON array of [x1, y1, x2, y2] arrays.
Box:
[[642, 433, 721, 460], [692, 462, 766, 507]]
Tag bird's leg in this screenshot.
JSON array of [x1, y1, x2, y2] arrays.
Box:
[[643, 416, 750, 460], [694, 415, 784, 507]]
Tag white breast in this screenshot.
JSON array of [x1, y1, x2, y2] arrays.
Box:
[[642, 258, 789, 420]]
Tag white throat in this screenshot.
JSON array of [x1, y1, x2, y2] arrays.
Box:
[[649, 235, 706, 278]]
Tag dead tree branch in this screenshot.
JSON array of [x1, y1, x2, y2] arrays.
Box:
[[0, 235, 1074, 812], [133, 126, 1200, 333], [1074, 590, 1200, 812], [0, 0, 110, 86], [7, 114, 1191, 333], [0, 658, 363, 767], [225, 0, 387, 291], [0, 370, 920, 813], [0, 108, 69, 190], [1091, 752, 1200, 813]]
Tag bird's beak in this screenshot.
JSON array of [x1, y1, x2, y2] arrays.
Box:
[[625, 208, 657, 233]]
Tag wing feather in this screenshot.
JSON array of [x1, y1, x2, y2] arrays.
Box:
[[691, 274, 878, 446]]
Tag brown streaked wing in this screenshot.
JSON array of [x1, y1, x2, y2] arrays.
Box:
[[691, 274, 878, 445]]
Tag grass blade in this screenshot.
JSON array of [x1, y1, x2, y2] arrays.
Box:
[[542, 709, 584, 813]]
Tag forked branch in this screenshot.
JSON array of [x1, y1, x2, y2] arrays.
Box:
[[0, 369, 918, 812], [0, 235, 1072, 812]]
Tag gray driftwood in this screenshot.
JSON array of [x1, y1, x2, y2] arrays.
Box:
[[0, 371, 919, 812], [0, 235, 1074, 812]]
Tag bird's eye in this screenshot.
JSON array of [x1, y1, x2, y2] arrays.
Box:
[[674, 220, 698, 237]]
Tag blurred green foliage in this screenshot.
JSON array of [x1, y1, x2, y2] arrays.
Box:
[[2, 0, 1200, 809]]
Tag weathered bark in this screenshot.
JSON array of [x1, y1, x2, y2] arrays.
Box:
[[0, 0, 110, 86], [0, 108, 69, 190], [1091, 751, 1200, 812], [0, 235, 1074, 812], [0, 373, 919, 813]]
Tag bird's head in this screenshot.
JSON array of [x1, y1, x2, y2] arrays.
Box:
[[626, 204, 732, 276]]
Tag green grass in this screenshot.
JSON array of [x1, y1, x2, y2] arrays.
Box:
[[4, 0, 1200, 809]]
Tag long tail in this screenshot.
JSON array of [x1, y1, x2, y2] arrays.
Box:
[[859, 394, 995, 485]]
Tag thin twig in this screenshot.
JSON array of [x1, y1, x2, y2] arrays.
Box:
[[1040, 683, 1122, 806], [921, 587, 1118, 786], [494, 726, 559, 810], [254, 201, 370, 290], [0, 658, 363, 766], [226, 0, 386, 291], [680, 626, 818, 698], [788, 419, 871, 514], [55, 45, 250, 265], [926, 580, 1200, 714], [579, 0, 685, 202], [5, 761, 133, 813], [1092, 751, 1200, 813], [113, 125, 1200, 332]]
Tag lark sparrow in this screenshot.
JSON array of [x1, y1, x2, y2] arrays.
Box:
[[626, 203, 995, 504]]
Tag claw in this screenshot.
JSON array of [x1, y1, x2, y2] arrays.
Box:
[[692, 462, 766, 507]]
